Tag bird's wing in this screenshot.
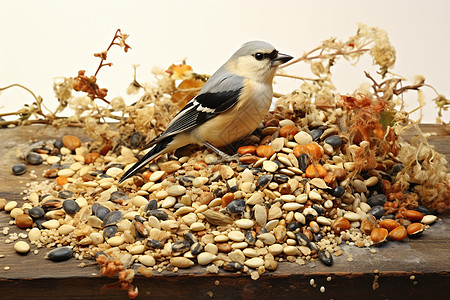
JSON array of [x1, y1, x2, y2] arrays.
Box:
[[142, 72, 244, 149]]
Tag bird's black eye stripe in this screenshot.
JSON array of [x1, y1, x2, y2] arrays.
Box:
[[254, 50, 279, 61], [268, 50, 278, 60]]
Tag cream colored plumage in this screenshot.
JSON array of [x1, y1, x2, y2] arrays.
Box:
[[119, 41, 292, 183]]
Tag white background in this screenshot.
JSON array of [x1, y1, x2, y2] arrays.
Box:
[[1, 0, 449, 123]]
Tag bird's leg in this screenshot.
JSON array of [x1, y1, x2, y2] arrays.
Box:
[[204, 142, 240, 164]]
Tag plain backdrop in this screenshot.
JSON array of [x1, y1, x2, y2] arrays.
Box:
[[1, 0, 449, 123]]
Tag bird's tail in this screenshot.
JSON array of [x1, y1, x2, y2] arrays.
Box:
[[119, 136, 173, 183]]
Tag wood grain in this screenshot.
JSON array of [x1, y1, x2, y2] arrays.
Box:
[[0, 124, 448, 299]]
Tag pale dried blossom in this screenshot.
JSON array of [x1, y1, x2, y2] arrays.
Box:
[[396, 129, 449, 211], [353, 23, 396, 76], [110, 96, 126, 111], [53, 77, 73, 111]]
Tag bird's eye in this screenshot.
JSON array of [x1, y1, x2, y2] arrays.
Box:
[[254, 53, 264, 61]]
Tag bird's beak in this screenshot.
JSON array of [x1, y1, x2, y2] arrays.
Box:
[[272, 53, 293, 67]]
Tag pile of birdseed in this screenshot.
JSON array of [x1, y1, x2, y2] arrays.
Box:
[[2, 91, 448, 287]]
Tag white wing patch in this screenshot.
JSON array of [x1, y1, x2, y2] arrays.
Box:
[[195, 101, 215, 113]]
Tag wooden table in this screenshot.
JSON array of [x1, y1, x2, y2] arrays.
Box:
[[0, 124, 448, 300]]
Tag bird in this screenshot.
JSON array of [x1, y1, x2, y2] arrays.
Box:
[[119, 41, 293, 183]]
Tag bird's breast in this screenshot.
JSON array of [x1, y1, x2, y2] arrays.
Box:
[[193, 80, 272, 147]]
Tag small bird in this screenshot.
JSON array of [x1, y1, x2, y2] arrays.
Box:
[[119, 41, 293, 183]]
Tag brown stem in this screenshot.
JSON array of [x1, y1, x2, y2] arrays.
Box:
[[281, 48, 370, 69], [94, 29, 122, 77]]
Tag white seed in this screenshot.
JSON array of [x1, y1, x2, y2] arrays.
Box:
[[268, 244, 284, 256], [344, 212, 361, 222], [360, 202, 371, 213], [181, 213, 197, 226], [294, 131, 312, 145], [254, 204, 267, 227], [155, 190, 169, 199], [197, 252, 216, 265], [47, 156, 61, 164], [265, 219, 279, 231], [240, 182, 255, 193], [263, 161, 279, 173], [253, 157, 266, 168], [205, 243, 218, 255], [58, 169, 75, 177], [303, 207, 318, 217], [42, 219, 60, 229], [364, 176, 379, 187], [4, 201, 18, 212], [421, 215, 437, 225], [241, 169, 254, 182], [160, 220, 179, 231], [268, 138, 284, 153], [107, 236, 125, 246], [277, 155, 292, 167], [228, 231, 245, 242], [123, 211, 140, 220], [28, 228, 41, 242], [214, 235, 229, 243], [192, 177, 208, 187], [128, 245, 145, 255], [161, 196, 176, 208], [247, 192, 264, 205], [294, 212, 306, 224], [150, 171, 165, 182], [344, 162, 356, 171], [170, 257, 194, 268], [309, 178, 329, 189], [257, 233, 276, 245], [228, 249, 245, 264], [283, 246, 300, 256], [279, 119, 295, 127], [280, 195, 296, 202], [141, 182, 155, 191], [324, 200, 333, 209], [75, 197, 88, 207], [352, 180, 367, 193], [316, 216, 331, 226], [175, 206, 196, 216], [296, 194, 308, 204], [231, 242, 248, 249], [131, 196, 148, 207], [244, 257, 264, 269], [70, 162, 83, 171], [235, 219, 254, 229], [58, 225, 75, 235], [90, 232, 104, 245], [309, 190, 322, 201], [167, 185, 186, 196], [148, 216, 161, 229], [208, 198, 222, 208], [282, 203, 302, 211], [139, 255, 156, 267], [190, 222, 206, 231], [299, 246, 311, 256], [60, 147, 71, 155], [243, 248, 259, 257], [14, 241, 30, 254]]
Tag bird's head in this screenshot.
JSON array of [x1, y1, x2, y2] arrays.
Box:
[[226, 41, 293, 84]]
